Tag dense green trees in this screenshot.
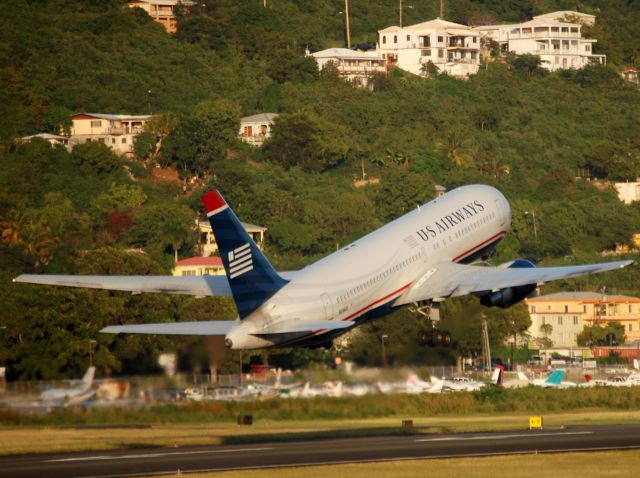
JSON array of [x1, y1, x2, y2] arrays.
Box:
[[1, 1, 640, 377]]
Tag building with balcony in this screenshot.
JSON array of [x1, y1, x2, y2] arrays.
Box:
[[308, 48, 386, 87], [70, 113, 154, 156], [526, 292, 640, 347], [172, 256, 225, 276], [128, 1, 193, 34], [476, 15, 605, 71], [198, 220, 266, 257], [239, 113, 278, 147], [376, 18, 481, 78]]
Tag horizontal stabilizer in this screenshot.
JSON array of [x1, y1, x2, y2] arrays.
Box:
[[253, 320, 354, 335], [101, 321, 237, 335]]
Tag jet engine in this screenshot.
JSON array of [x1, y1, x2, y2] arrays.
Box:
[[479, 259, 536, 308]]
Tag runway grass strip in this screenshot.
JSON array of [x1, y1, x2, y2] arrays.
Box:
[[1, 410, 640, 455], [155, 449, 640, 478]]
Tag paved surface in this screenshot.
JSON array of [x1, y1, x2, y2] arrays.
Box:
[[2, 424, 640, 477]]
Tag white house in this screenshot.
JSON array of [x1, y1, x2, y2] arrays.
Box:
[[614, 181, 640, 204], [308, 48, 386, 87], [172, 256, 225, 276], [239, 113, 278, 147], [17, 133, 70, 147], [376, 18, 481, 78], [69, 113, 154, 156], [476, 16, 605, 71], [198, 220, 266, 257]]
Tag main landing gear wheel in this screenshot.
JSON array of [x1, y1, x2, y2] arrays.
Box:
[[417, 329, 452, 347], [411, 300, 452, 347]]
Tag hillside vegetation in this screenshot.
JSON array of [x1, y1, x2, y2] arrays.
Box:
[[0, 0, 639, 379]]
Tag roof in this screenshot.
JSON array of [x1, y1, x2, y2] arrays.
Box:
[[199, 220, 267, 233], [130, 1, 195, 6], [19, 133, 69, 141], [174, 256, 223, 267], [310, 48, 383, 60], [240, 113, 278, 124], [533, 11, 595, 20], [71, 113, 154, 121], [526, 292, 640, 303], [404, 18, 472, 30]]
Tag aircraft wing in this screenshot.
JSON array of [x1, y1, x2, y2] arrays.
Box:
[[14, 271, 299, 296], [396, 259, 633, 304], [101, 320, 238, 335], [14, 274, 233, 296]]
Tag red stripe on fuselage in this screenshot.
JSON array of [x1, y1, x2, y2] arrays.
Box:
[[311, 282, 413, 336], [452, 230, 506, 263]]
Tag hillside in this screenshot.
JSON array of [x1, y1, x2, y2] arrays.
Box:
[[1, 0, 639, 378]]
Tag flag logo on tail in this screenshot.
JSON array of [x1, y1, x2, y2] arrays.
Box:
[[228, 243, 253, 279]]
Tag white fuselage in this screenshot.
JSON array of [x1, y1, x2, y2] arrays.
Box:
[[226, 185, 511, 349]]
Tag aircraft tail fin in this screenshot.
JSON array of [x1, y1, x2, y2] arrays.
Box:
[[545, 369, 565, 385], [491, 366, 503, 385], [584, 373, 592, 383], [634, 359, 639, 370], [202, 190, 288, 319], [81, 367, 96, 391]]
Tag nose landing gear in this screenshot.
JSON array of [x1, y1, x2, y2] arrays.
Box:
[[410, 301, 452, 347]]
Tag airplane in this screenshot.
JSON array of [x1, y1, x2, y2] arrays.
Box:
[[495, 367, 532, 389], [530, 369, 576, 388], [442, 368, 501, 392], [39, 366, 96, 407], [14, 185, 633, 350], [406, 373, 444, 394]]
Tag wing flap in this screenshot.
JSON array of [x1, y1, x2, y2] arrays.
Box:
[[253, 320, 354, 335], [101, 320, 237, 335], [14, 275, 233, 297], [397, 259, 633, 304]]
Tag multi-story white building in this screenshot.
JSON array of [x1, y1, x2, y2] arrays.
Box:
[[526, 292, 640, 347], [308, 48, 386, 87], [70, 113, 154, 156], [476, 17, 605, 71], [376, 18, 481, 78]]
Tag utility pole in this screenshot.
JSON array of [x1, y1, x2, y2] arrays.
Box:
[[399, 0, 403, 28], [344, 0, 351, 49], [481, 316, 491, 371], [440, 0, 444, 18], [381, 334, 388, 368]]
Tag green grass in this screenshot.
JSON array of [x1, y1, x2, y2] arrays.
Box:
[[2, 386, 640, 426], [156, 450, 640, 478]]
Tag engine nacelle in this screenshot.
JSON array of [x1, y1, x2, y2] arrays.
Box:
[[480, 259, 536, 308]]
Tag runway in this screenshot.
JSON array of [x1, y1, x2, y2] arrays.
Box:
[[2, 424, 640, 478]]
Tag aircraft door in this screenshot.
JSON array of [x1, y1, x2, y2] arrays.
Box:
[[494, 198, 506, 227], [320, 293, 333, 320]]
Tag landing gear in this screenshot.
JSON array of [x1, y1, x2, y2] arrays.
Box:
[[417, 329, 452, 347], [410, 301, 452, 348]]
